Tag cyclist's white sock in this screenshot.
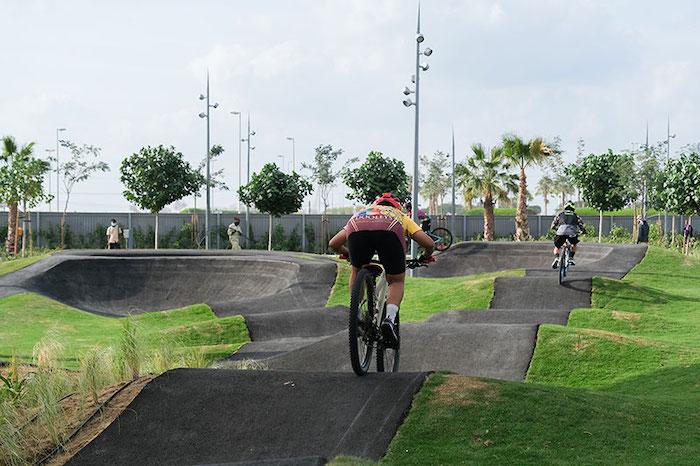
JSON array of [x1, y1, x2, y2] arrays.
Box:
[[386, 304, 399, 322]]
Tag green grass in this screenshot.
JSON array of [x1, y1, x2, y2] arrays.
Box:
[[0, 293, 249, 368], [362, 246, 700, 464], [0, 251, 53, 277], [381, 372, 699, 466], [326, 261, 524, 322], [528, 247, 700, 388]]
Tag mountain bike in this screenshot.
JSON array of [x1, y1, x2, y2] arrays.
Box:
[[558, 240, 573, 285], [348, 258, 430, 376]]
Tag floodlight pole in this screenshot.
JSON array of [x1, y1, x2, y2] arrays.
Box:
[[410, 5, 421, 259]]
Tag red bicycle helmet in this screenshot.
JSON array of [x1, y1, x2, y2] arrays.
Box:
[[373, 192, 402, 210]]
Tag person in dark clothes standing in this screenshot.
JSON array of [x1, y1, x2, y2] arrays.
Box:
[[637, 217, 650, 244]]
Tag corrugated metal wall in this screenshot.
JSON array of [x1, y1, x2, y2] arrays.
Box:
[[0, 211, 680, 250]]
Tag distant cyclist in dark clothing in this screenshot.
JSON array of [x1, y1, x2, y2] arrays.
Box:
[[683, 219, 694, 255], [550, 202, 587, 269]]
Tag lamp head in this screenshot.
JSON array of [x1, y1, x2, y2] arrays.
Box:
[[411, 74, 416, 84], [402, 99, 414, 107], [198, 112, 207, 118], [402, 86, 414, 95], [58, 128, 66, 132], [231, 111, 240, 115], [211, 102, 219, 108], [423, 47, 433, 56], [251, 131, 256, 136], [420, 62, 429, 71], [416, 33, 424, 43], [199, 94, 205, 100]]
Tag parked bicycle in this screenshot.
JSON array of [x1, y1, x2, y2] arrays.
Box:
[[348, 258, 430, 376], [426, 227, 453, 252]]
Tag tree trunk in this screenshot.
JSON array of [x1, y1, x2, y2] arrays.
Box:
[[6, 202, 17, 255], [21, 200, 27, 258], [671, 215, 676, 246], [598, 210, 603, 243], [543, 196, 549, 216], [268, 214, 273, 251], [155, 212, 159, 249], [484, 192, 494, 241], [514, 167, 529, 241]]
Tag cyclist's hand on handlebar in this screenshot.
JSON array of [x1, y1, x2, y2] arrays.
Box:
[[339, 252, 349, 261], [418, 254, 435, 264]]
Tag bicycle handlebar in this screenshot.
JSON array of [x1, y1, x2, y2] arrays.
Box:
[[338, 255, 434, 269]]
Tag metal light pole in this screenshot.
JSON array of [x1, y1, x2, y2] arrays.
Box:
[[286, 136, 296, 173], [402, 3, 433, 258], [198, 71, 219, 250], [55, 128, 66, 211], [45, 149, 55, 212], [664, 115, 676, 236], [451, 125, 456, 234], [231, 111, 242, 212], [241, 113, 256, 247]]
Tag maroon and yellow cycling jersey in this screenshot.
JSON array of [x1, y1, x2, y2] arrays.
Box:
[[343, 205, 422, 251]]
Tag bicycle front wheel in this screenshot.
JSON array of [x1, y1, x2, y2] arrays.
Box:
[[349, 268, 376, 376], [432, 228, 453, 251], [376, 312, 400, 373]]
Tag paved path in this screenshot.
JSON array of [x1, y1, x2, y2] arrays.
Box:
[[68, 369, 427, 465], [0, 250, 336, 316]]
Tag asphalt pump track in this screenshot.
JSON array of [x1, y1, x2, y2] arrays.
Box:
[[1, 243, 646, 464]]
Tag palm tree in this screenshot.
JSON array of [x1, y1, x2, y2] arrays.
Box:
[[536, 175, 554, 215], [1, 137, 36, 255], [552, 173, 575, 209], [456, 144, 517, 240], [502, 134, 553, 240]]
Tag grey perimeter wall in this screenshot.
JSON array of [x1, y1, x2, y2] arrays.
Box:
[[1, 211, 679, 252]]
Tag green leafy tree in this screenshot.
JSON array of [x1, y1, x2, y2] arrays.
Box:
[[121, 145, 202, 249], [239, 163, 312, 251], [663, 151, 700, 217], [303, 144, 356, 215], [420, 150, 450, 215], [0, 137, 53, 255], [535, 175, 555, 215], [456, 144, 517, 240], [57, 140, 110, 248], [342, 151, 410, 205], [502, 134, 554, 240], [568, 150, 637, 242]]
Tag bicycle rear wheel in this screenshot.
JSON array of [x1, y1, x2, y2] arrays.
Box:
[[432, 227, 453, 251], [349, 268, 376, 376], [558, 247, 567, 285], [376, 310, 400, 372]]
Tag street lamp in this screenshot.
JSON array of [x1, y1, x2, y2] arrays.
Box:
[[231, 111, 242, 212], [198, 71, 219, 250], [241, 113, 256, 247], [286, 136, 296, 173], [664, 115, 677, 236], [402, 3, 433, 258], [55, 128, 66, 211]]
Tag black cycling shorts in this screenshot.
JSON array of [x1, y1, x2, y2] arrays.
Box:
[[554, 234, 579, 248], [347, 230, 406, 275]]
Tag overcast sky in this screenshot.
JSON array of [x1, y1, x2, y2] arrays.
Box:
[[1, 0, 698, 213]]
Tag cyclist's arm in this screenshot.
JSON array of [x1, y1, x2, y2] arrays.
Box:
[[328, 230, 349, 257], [577, 216, 587, 234], [550, 215, 559, 230], [404, 217, 434, 257], [412, 230, 435, 257]]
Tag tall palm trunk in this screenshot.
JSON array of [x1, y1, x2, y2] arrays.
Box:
[[268, 214, 273, 251], [483, 192, 495, 241], [543, 195, 549, 216], [514, 167, 529, 241], [6, 202, 18, 255]]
